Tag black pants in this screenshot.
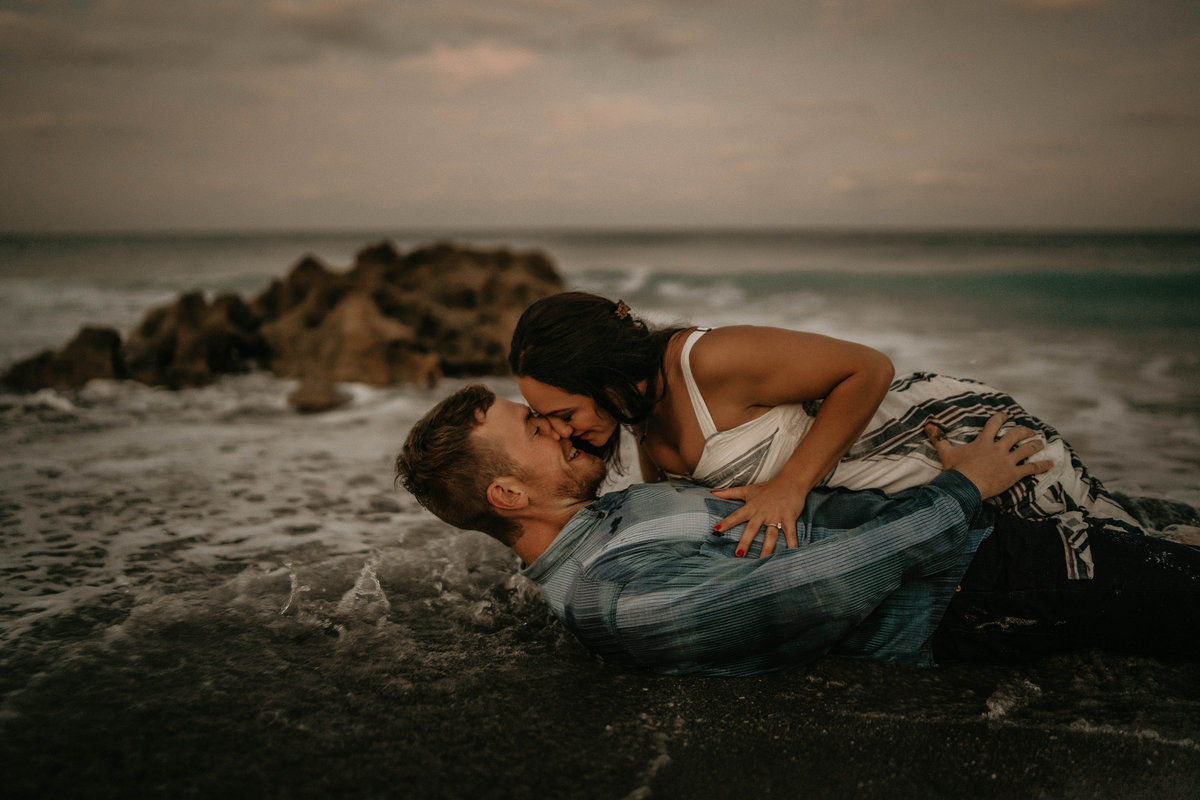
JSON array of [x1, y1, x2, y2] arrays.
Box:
[[931, 515, 1200, 663]]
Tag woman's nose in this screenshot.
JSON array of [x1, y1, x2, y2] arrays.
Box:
[[548, 417, 573, 438]]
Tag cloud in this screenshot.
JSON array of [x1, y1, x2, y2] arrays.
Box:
[[0, 111, 144, 151], [907, 168, 986, 189], [0, 5, 231, 69], [0, 10, 72, 61], [0, 8, 209, 67], [546, 95, 661, 136], [543, 95, 714, 138], [0, 1, 409, 70], [814, 0, 920, 31], [572, 7, 711, 58], [788, 99, 879, 118], [825, 164, 992, 201], [2, 0, 1196, 230], [381, 1, 711, 61], [2, 1, 712, 74], [398, 42, 539, 90], [1007, 0, 1102, 11], [264, 0, 401, 55], [827, 174, 860, 194], [1114, 107, 1198, 128]]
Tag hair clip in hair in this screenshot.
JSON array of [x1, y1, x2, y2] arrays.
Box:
[[614, 300, 631, 320]]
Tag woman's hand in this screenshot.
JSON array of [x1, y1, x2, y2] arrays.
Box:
[[689, 327, 892, 559], [711, 478, 807, 557]]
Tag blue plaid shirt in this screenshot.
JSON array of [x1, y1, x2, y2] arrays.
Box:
[[521, 471, 992, 676]]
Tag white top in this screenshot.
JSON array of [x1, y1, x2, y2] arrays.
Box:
[[658, 331, 1138, 580], [668, 328, 816, 489]]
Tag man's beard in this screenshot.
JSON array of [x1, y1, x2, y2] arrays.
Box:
[[570, 436, 608, 459], [553, 458, 607, 503]]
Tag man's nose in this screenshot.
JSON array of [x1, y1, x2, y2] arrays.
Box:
[[547, 417, 573, 438]]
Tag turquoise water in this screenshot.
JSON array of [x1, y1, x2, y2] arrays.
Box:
[[2, 228, 1197, 491], [3, 228, 1197, 343]]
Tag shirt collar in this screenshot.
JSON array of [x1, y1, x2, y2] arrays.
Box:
[[519, 490, 623, 582]]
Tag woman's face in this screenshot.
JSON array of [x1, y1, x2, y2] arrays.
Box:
[[517, 377, 618, 448]]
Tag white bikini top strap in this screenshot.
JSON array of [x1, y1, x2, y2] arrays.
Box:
[[679, 328, 718, 439]]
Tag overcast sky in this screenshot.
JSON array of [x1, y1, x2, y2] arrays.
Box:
[[1, 0, 1197, 232]]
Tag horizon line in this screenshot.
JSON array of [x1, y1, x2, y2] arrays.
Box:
[[2, 223, 1199, 239]]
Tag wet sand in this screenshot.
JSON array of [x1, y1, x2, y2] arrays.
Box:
[[4, 619, 1199, 799]]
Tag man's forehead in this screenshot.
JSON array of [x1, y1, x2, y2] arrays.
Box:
[[494, 395, 528, 416], [478, 396, 529, 433]]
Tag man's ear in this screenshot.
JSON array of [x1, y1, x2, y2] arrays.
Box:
[[486, 477, 528, 512]]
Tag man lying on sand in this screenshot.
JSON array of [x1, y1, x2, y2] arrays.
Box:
[[395, 385, 1200, 676]]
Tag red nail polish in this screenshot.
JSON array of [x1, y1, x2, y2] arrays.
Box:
[[713, 524, 722, 532], [736, 549, 745, 558]]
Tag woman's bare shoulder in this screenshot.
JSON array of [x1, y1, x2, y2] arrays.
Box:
[[689, 325, 809, 374]]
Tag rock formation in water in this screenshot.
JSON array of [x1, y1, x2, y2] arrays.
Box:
[[122, 290, 269, 390], [2, 241, 564, 411], [2, 326, 128, 392]]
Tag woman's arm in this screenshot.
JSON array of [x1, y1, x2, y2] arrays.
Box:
[[693, 326, 895, 557]]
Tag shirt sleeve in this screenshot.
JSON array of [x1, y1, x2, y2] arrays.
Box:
[[598, 471, 984, 674]]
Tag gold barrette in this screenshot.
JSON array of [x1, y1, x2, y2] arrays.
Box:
[[615, 300, 631, 320]]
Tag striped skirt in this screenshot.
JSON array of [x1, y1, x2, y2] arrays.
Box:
[[823, 372, 1143, 580]]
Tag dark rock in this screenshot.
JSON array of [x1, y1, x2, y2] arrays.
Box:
[[2, 240, 563, 409], [2, 326, 126, 391], [369, 286, 440, 331], [204, 293, 270, 373], [353, 240, 403, 270], [1112, 492, 1200, 529], [263, 290, 441, 388], [248, 279, 284, 322], [428, 307, 520, 377], [123, 291, 266, 389], [287, 377, 351, 414], [262, 241, 561, 383], [283, 256, 339, 307]]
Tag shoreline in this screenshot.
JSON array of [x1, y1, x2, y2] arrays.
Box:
[[2, 230, 1198, 799]]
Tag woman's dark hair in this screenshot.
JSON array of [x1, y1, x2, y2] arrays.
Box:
[[508, 292, 685, 462]]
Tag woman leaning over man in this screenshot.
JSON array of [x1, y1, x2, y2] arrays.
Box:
[[508, 291, 1143, 579]]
